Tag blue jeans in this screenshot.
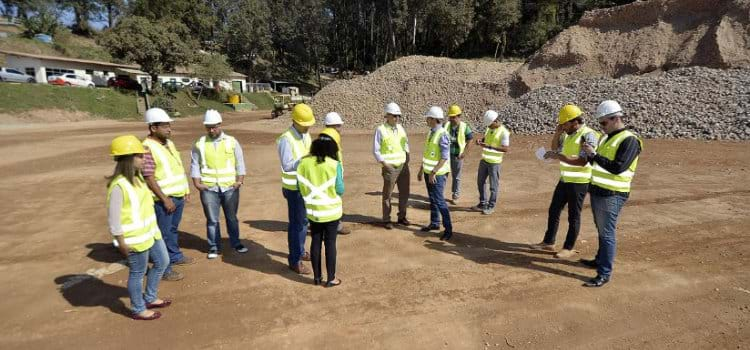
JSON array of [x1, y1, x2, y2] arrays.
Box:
[[199, 188, 241, 251], [283, 188, 308, 266], [477, 160, 501, 208], [127, 239, 169, 314], [154, 196, 185, 272], [450, 156, 463, 199], [590, 194, 628, 278], [425, 173, 452, 232]]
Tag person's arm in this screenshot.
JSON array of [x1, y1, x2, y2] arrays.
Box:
[[143, 151, 175, 212], [459, 126, 473, 158], [189, 144, 208, 191], [335, 161, 345, 195], [550, 124, 564, 151], [429, 132, 450, 184], [233, 139, 246, 189], [588, 136, 641, 174], [494, 130, 510, 153], [277, 137, 299, 172], [107, 186, 129, 256], [373, 128, 394, 170], [556, 131, 599, 166]]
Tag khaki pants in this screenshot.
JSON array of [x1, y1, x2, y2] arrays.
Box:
[[382, 163, 410, 222]]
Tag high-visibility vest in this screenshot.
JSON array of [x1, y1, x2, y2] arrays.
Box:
[[591, 130, 643, 193], [106, 175, 161, 252], [277, 127, 311, 190], [196, 135, 237, 188], [559, 125, 598, 184], [422, 127, 451, 175], [482, 125, 509, 164], [142, 138, 189, 198], [445, 121, 467, 155], [377, 123, 408, 167], [296, 156, 343, 223]]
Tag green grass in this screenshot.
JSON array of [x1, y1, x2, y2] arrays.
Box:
[[242, 92, 274, 110], [0, 83, 140, 119], [0, 30, 115, 63], [171, 90, 233, 117]]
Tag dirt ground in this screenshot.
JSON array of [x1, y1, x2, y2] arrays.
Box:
[[0, 111, 748, 349]]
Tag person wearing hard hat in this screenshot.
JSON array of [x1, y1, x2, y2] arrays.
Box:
[[444, 104, 474, 204], [277, 103, 315, 275], [474, 110, 510, 215], [106, 135, 171, 320], [142, 108, 191, 282], [190, 110, 248, 259], [296, 136, 344, 287], [418, 106, 453, 241], [534, 104, 600, 259], [320, 114, 351, 235], [373, 102, 411, 230], [578, 100, 642, 287]]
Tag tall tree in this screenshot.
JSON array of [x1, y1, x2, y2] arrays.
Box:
[[223, 0, 272, 81], [97, 0, 123, 28], [56, 0, 99, 36]]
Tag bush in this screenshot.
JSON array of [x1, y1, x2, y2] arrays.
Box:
[[21, 12, 59, 38]]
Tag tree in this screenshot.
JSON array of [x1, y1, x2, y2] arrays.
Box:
[[192, 52, 232, 86], [128, 0, 217, 49], [56, 0, 99, 36], [222, 0, 273, 81], [97, 0, 123, 28], [98, 16, 197, 87]]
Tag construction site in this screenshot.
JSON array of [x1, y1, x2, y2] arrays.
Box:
[[1, 0, 749, 349]]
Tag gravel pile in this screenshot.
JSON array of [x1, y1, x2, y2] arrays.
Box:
[[497, 67, 750, 140]]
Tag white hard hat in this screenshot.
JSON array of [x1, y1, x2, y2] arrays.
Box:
[[324, 112, 343, 126], [483, 110, 499, 126], [595, 100, 623, 119], [424, 106, 444, 120], [144, 108, 173, 124], [384, 102, 402, 116], [203, 109, 222, 125]]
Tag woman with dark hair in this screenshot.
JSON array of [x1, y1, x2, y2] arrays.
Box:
[[296, 135, 344, 287], [106, 135, 171, 320]]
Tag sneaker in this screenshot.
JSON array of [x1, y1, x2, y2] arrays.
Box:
[[207, 249, 219, 259], [481, 207, 495, 215], [383, 222, 394, 230], [173, 256, 196, 266], [338, 225, 352, 235], [582, 275, 609, 288], [162, 270, 184, 281], [531, 242, 556, 252], [554, 249, 577, 259], [234, 244, 248, 253], [290, 262, 311, 275], [397, 218, 411, 226], [420, 224, 440, 232], [301, 251, 311, 261], [472, 203, 486, 211]]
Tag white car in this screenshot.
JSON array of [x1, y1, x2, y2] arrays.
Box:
[[48, 73, 95, 88], [0, 67, 36, 83]]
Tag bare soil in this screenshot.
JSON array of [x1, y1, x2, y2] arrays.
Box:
[[0, 111, 748, 349]]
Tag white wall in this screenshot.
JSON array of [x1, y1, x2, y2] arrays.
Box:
[[5, 55, 121, 85]]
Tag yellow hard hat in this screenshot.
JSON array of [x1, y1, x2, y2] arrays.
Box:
[[558, 104, 583, 125], [447, 104, 462, 117], [110, 135, 145, 157], [319, 127, 341, 146], [291, 103, 315, 127]]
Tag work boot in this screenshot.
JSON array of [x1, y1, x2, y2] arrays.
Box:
[[472, 203, 485, 212], [290, 262, 311, 275], [383, 222, 394, 230], [301, 251, 311, 261], [162, 270, 184, 281], [173, 256, 196, 265], [481, 207, 495, 215], [554, 249, 577, 259]]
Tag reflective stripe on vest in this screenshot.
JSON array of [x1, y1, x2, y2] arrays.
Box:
[[142, 138, 189, 197], [297, 157, 342, 222], [378, 124, 408, 167], [482, 125, 508, 164], [445, 121, 467, 155], [559, 125, 597, 184], [107, 175, 159, 252], [196, 135, 237, 187], [422, 127, 450, 175], [591, 130, 642, 193], [277, 128, 311, 190]]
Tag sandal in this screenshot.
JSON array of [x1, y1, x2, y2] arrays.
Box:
[[325, 278, 342, 288], [146, 299, 172, 309], [132, 310, 162, 320]]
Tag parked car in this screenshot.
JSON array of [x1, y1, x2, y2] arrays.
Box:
[[48, 74, 95, 88], [108, 77, 142, 91], [0, 67, 36, 83]]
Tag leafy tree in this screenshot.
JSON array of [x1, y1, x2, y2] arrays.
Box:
[[56, 0, 99, 36], [192, 52, 232, 86], [222, 0, 273, 81], [128, 0, 217, 49], [20, 8, 58, 36], [97, 0, 123, 28]]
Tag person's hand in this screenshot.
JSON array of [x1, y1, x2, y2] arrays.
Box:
[[544, 151, 559, 160], [428, 172, 437, 184], [382, 163, 394, 172], [184, 192, 191, 203], [457, 152, 465, 160], [118, 243, 130, 257], [164, 197, 176, 213], [582, 143, 596, 156], [555, 124, 564, 134], [417, 170, 423, 182], [194, 182, 209, 191], [232, 182, 243, 190]]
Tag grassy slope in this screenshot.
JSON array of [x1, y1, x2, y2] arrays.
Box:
[[0, 83, 140, 119], [242, 92, 274, 110], [0, 30, 114, 63]]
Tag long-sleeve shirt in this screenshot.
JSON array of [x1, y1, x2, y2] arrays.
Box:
[[335, 162, 344, 195], [587, 128, 642, 197], [278, 127, 309, 172], [556, 128, 599, 157], [373, 123, 410, 163], [431, 124, 451, 160], [190, 132, 246, 193], [107, 186, 124, 236]]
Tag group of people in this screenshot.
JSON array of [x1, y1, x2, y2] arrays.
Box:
[[105, 98, 641, 320]]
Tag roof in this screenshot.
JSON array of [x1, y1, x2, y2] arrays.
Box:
[[0, 49, 139, 69], [172, 66, 246, 78], [116, 67, 148, 75]]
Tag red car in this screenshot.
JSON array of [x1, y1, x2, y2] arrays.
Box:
[[107, 77, 142, 91]]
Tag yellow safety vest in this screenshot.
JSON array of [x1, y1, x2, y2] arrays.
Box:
[[422, 127, 451, 175], [106, 175, 161, 252], [296, 156, 343, 223], [560, 125, 598, 184], [142, 138, 189, 198], [277, 127, 311, 190], [196, 135, 237, 188], [591, 130, 643, 193], [378, 123, 408, 167], [445, 121, 467, 155], [482, 125, 509, 164]]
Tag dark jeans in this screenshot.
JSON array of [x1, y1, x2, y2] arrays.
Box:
[[591, 194, 628, 278], [543, 181, 589, 250], [310, 220, 339, 282], [425, 174, 452, 232], [154, 196, 185, 273], [283, 188, 308, 266]]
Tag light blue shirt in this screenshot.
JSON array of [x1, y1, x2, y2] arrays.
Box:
[[190, 132, 246, 193], [431, 124, 451, 160], [278, 126, 308, 172]]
